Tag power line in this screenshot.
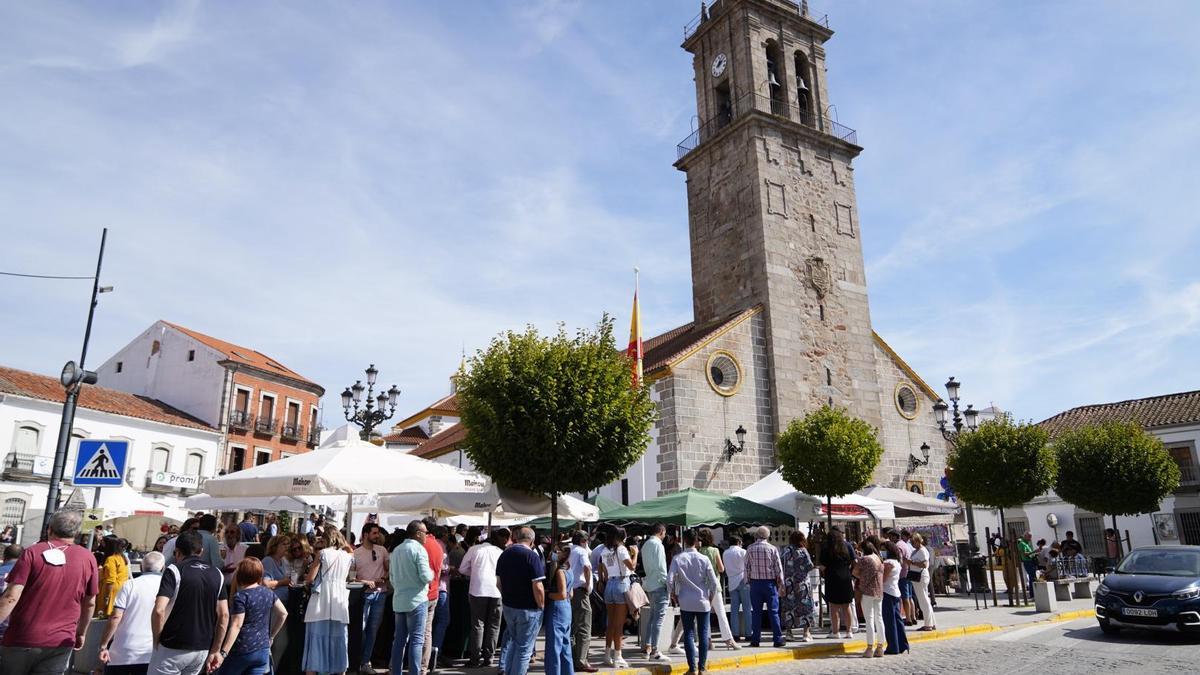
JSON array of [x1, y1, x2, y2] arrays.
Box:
[[0, 271, 95, 280]]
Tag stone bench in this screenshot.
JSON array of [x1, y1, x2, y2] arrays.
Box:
[[1033, 580, 1059, 612]]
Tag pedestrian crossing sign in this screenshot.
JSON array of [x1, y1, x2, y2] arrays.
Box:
[[73, 439, 129, 487]]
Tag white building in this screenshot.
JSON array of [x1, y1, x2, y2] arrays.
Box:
[[1000, 390, 1200, 555], [1, 365, 222, 545]]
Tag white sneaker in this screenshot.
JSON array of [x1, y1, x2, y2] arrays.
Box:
[[603, 648, 614, 667], [668, 645, 684, 655], [650, 651, 672, 662], [614, 655, 630, 668]]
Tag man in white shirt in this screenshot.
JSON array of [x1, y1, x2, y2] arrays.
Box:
[[458, 527, 509, 668], [722, 534, 750, 641], [97, 552, 166, 673], [566, 531, 595, 672]]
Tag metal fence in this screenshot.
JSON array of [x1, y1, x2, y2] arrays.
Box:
[[676, 91, 857, 159]]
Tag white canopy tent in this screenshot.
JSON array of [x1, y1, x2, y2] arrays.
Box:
[[201, 439, 494, 528], [732, 469, 896, 521], [92, 484, 188, 521], [184, 493, 348, 514], [857, 485, 960, 518], [377, 486, 599, 523]]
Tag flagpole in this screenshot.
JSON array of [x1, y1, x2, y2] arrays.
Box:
[[634, 267, 646, 504]]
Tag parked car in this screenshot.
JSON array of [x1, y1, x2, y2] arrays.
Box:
[[1094, 545, 1200, 634]]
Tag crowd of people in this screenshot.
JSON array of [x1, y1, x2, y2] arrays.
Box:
[[0, 508, 940, 675], [1014, 528, 1114, 589]]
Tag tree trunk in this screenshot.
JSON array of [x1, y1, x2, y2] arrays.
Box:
[[549, 492, 559, 559], [826, 494, 833, 532], [1111, 514, 1123, 558]]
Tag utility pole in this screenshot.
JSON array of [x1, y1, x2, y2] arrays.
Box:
[[41, 228, 110, 536]]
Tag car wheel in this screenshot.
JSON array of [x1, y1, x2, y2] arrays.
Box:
[[1098, 619, 1120, 635]]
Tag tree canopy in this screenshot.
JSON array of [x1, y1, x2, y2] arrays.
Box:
[[777, 406, 884, 527], [456, 316, 656, 537], [947, 416, 1054, 509], [1054, 421, 1180, 517]]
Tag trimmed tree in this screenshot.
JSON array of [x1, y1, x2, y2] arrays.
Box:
[[947, 415, 1055, 534], [777, 406, 884, 530], [456, 316, 656, 545], [1053, 421, 1180, 556]]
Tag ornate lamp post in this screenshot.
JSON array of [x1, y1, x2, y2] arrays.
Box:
[[340, 364, 400, 440], [932, 377, 984, 592]]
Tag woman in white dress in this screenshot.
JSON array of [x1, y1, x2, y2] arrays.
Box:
[[302, 527, 354, 675]]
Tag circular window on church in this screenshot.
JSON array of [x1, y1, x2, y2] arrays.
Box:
[[706, 351, 742, 397], [895, 383, 919, 419]]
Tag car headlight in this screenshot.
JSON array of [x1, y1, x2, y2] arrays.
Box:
[[1172, 586, 1200, 600], [1096, 584, 1110, 597]]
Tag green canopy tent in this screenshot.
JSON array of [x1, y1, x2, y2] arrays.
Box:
[[597, 487, 794, 527], [524, 494, 621, 531]]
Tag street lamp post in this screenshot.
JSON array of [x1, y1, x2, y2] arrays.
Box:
[[340, 364, 400, 440], [933, 377, 983, 593], [41, 228, 111, 536]]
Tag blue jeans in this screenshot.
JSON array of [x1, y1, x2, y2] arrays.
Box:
[[431, 590, 450, 652], [749, 579, 783, 646], [681, 610, 710, 672], [362, 589, 387, 665], [1022, 560, 1038, 589], [218, 647, 271, 674], [727, 582, 751, 638], [543, 599, 573, 675], [639, 587, 670, 652], [391, 603, 428, 675], [501, 606, 543, 675], [882, 594, 909, 654]]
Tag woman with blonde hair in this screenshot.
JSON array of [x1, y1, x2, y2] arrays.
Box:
[[303, 526, 353, 674], [908, 533, 936, 631]]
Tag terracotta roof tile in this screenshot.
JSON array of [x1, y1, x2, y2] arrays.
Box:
[[1039, 389, 1200, 437], [382, 425, 430, 443], [0, 365, 215, 432], [163, 321, 322, 391], [412, 423, 466, 459], [643, 307, 761, 376], [393, 392, 458, 430]]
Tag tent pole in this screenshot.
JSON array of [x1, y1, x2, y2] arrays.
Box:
[[486, 511, 493, 537], [346, 494, 353, 542]]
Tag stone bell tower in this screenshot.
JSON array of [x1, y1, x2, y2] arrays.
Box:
[[675, 0, 884, 438]]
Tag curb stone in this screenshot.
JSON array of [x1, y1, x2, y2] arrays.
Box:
[[608, 608, 1097, 674]]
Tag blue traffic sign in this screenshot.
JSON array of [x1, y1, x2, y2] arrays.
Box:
[[73, 439, 129, 487]]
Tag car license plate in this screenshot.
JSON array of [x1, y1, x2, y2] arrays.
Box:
[[1122, 607, 1159, 617]]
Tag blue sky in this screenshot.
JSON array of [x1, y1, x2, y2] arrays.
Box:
[[2, 0, 1198, 427]]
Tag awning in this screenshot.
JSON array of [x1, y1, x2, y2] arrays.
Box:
[[598, 487, 794, 527], [857, 485, 960, 518]]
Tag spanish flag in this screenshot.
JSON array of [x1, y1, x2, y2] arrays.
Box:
[[627, 271, 643, 387]]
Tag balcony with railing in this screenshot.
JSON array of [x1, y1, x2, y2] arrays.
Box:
[[3, 452, 50, 481], [307, 426, 323, 446], [683, 1, 829, 42], [676, 91, 857, 160], [1179, 462, 1199, 486], [253, 416, 277, 436], [281, 423, 302, 441], [229, 409, 251, 431]]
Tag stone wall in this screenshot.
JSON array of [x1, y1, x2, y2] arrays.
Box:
[[871, 341, 951, 496], [652, 311, 775, 495]]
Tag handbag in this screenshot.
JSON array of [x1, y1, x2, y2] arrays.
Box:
[[906, 568, 923, 583], [624, 579, 649, 616]]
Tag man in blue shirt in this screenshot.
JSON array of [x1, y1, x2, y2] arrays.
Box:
[[389, 521, 433, 675], [669, 530, 719, 674], [639, 524, 671, 663], [495, 527, 545, 675]]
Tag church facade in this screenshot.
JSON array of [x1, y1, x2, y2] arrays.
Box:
[[398, 0, 950, 508]]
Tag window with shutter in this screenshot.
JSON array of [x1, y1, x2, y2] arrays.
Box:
[[14, 426, 39, 455]]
